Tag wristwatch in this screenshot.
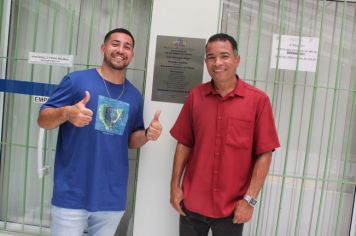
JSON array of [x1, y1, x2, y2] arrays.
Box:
[[243, 195, 257, 207]]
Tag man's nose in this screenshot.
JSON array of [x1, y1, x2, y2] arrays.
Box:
[[116, 45, 125, 53], [213, 57, 223, 66]]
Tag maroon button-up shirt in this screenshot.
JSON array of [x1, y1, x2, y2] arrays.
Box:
[[170, 76, 280, 218]]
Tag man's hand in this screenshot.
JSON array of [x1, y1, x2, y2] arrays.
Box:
[[170, 186, 186, 216], [232, 199, 253, 224], [146, 110, 162, 141], [68, 91, 93, 127]]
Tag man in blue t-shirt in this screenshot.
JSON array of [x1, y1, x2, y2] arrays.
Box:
[[37, 28, 162, 236]]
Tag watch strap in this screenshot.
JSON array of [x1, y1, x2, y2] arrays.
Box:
[[243, 195, 257, 207]]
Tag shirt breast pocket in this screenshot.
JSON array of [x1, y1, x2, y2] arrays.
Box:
[[226, 118, 251, 149]]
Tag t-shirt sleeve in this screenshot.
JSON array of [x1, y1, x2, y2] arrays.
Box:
[[40, 75, 76, 110], [132, 95, 145, 131], [170, 93, 194, 147], [253, 95, 280, 155]]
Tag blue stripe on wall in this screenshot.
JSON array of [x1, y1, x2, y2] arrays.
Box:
[[0, 79, 57, 96]]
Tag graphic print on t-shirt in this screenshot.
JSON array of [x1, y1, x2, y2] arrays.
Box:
[[95, 95, 129, 135]]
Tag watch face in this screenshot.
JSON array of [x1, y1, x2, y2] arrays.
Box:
[[250, 198, 257, 206], [244, 195, 257, 206]]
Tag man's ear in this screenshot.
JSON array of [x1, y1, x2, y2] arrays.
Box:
[[100, 44, 105, 55], [235, 55, 241, 67]]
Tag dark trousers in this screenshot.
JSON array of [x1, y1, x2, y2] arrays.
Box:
[[180, 207, 244, 236]]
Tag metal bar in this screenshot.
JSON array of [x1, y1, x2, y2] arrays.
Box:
[[273, 1, 289, 235], [270, 0, 286, 111], [333, 0, 355, 235], [252, 0, 264, 87], [0, 0, 11, 148], [3, 0, 23, 229], [315, 1, 347, 235], [217, 0, 223, 32], [21, 0, 41, 231], [127, 0, 134, 30], [308, 2, 339, 235], [254, 1, 266, 234], [292, 0, 316, 235], [38, 1, 58, 232], [0, 2, 12, 208], [335, 69, 356, 236], [293, 1, 327, 235], [67, 4, 76, 75], [48, 1, 58, 84], [351, 187, 356, 236], [348, 9, 356, 236], [85, 0, 96, 68], [262, 1, 285, 234], [131, 1, 154, 232], [0, 0, 4, 39], [109, 0, 114, 30], [236, 0, 243, 45], [282, 1, 307, 235]]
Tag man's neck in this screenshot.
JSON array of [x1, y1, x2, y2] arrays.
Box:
[[214, 76, 237, 97], [98, 65, 125, 84]]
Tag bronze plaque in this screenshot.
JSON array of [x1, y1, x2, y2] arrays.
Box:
[[151, 35, 205, 104]]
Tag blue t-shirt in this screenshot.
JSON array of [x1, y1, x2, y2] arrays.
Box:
[[41, 68, 144, 211]]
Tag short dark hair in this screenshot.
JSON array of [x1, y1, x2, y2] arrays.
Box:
[[206, 33, 238, 54], [104, 28, 135, 48]]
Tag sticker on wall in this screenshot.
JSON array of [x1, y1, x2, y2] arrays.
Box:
[[33, 95, 49, 104], [270, 34, 319, 72], [28, 52, 73, 67]]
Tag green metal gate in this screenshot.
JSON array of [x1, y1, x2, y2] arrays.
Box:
[[0, 0, 152, 235], [221, 0, 356, 235]]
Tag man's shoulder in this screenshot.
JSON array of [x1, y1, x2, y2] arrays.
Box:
[[239, 79, 268, 99], [190, 81, 211, 94], [67, 68, 96, 78], [125, 79, 142, 95]]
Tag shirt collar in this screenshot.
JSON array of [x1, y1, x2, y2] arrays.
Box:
[[204, 75, 245, 98]]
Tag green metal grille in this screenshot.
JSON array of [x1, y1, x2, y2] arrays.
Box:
[[0, 0, 153, 235], [221, 0, 356, 235]]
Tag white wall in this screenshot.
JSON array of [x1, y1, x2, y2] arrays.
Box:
[[133, 0, 221, 235]]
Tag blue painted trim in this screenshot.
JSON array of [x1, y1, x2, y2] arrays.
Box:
[[0, 79, 57, 96]]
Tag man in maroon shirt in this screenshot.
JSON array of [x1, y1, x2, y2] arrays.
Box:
[[170, 33, 280, 236]]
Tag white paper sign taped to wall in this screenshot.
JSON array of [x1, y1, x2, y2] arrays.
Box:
[[28, 52, 73, 67], [270, 34, 319, 72]]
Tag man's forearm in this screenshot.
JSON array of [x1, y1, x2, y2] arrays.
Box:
[[171, 143, 191, 188], [128, 129, 148, 148], [245, 151, 272, 198], [37, 106, 70, 130], [170, 142, 191, 215]]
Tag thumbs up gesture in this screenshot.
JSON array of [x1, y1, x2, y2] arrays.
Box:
[[145, 110, 162, 141], [68, 91, 93, 127]]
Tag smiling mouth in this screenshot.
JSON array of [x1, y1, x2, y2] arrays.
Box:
[[112, 56, 125, 62], [213, 69, 225, 73]]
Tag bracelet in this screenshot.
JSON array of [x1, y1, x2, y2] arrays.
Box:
[[145, 127, 149, 139], [67, 106, 71, 122]]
